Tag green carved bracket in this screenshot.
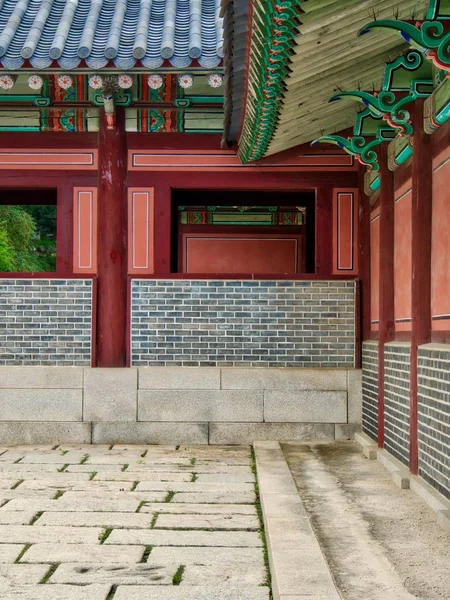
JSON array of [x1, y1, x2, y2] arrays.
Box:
[[329, 90, 415, 136], [311, 134, 383, 172], [329, 50, 434, 136], [358, 19, 450, 72]]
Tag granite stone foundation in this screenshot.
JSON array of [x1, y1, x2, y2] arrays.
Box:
[[0, 366, 362, 444]]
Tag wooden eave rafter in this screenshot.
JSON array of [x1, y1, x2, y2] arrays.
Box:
[[236, 0, 429, 161]]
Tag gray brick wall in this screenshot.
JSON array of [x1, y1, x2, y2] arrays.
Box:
[[384, 343, 411, 466], [418, 344, 450, 501], [0, 279, 93, 366], [131, 280, 356, 367], [362, 341, 378, 442]]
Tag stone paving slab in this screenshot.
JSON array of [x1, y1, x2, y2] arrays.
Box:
[[170, 491, 256, 504], [0, 564, 49, 585], [182, 562, 266, 585], [3, 497, 165, 513], [154, 513, 260, 530], [114, 586, 271, 600], [135, 482, 254, 493], [0, 525, 102, 544], [0, 512, 37, 525], [195, 473, 254, 483], [149, 546, 264, 565], [0, 544, 23, 563], [140, 503, 257, 515], [22, 543, 145, 564], [94, 472, 193, 482], [36, 511, 155, 528], [0, 584, 112, 599], [65, 464, 126, 472], [20, 479, 138, 492], [50, 563, 176, 585], [19, 452, 86, 464], [0, 471, 92, 481], [105, 529, 263, 547], [0, 464, 71, 473], [0, 480, 23, 490]]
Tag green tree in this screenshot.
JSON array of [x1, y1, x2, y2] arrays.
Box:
[[0, 205, 56, 272]]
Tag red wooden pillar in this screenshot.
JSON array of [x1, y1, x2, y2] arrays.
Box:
[[96, 107, 128, 367], [377, 145, 395, 448], [358, 168, 371, 343], [56, 183, 73, 275], [315, 187, 333, 275], [410, 99, 432, 474]]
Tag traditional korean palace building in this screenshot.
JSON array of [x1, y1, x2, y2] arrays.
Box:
[[0, 0, 450, 502]]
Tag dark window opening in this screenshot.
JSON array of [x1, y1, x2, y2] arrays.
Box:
[[0, 189, 57, 273], [172, 190, 315, 274]]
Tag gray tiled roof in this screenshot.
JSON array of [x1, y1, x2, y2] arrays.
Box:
[[0, 0, 224, 70]]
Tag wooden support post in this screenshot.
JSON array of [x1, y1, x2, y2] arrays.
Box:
[[315, 187, 333, 276], [377, 145, 395, 448], [410, 99, 433, 474], [96, 107, 128, 367], [56, 184, 73, 275], [358, 168, 371, 344]]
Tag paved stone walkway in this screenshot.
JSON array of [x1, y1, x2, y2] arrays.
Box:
[[0, 444, 270, 599]]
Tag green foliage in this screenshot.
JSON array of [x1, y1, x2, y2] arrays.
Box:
[[0, 205, 56, 272]]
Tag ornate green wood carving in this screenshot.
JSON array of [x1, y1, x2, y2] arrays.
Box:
[[358, 18, 450, 72], [329, 51, 433, 136], [312, 109, 396, 173], [387, 135, 414, 170], [424, 76, 450, 132]]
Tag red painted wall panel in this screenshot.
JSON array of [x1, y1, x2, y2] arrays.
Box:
[[73, 187, 97, 274], [128, 188, 154, 275], [182, 233, 304, 274], [370, 208, 380, 331], [394, 181, 412, 332], [431, 148, 450, 331], [332, 188, 358, 274]]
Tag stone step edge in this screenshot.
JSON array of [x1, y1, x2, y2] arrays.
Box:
[[253, 440, 340, 600]]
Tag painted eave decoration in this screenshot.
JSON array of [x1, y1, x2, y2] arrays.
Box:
[[309, 0, 450, 195], [230, 0, 431, 162], [0, 0, 224, 70]]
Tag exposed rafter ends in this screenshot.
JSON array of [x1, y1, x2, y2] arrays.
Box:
[[231, 0, 429, 161]]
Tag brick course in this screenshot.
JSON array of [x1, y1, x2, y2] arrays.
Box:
[[418, 344, 450, 501], [362, 341, 378, 442], [384, 343, 411, 467], [130, 280, 356, 367], [0, 279, 93, 366]]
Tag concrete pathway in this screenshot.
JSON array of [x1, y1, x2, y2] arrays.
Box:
[[283, 441, 450, 600], [0, 444, 270, 599]]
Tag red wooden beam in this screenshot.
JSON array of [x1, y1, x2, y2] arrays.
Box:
[[96, 107, 128, 367], [378, 145, 395, 448], [410, 100, 433, 475]]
